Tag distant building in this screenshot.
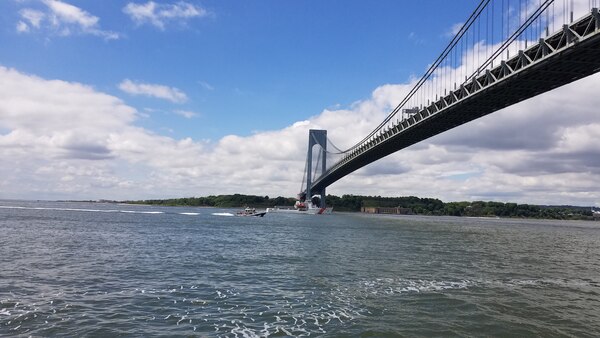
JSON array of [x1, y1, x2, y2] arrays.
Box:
[[361, 206, 413, 215]]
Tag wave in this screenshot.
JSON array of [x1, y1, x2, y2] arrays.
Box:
[[357, 277, 599, 295], [1, 205, 119, 213], [0, 205, 164, 215], [4, 277, 595, 336], [119, 210, 164, 214], [212, 212, 235, 217], [0, 283, 364, 337], [359, 278, 475, 295], [179, 212, 200, 216]]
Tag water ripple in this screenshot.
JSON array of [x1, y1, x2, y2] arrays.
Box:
[[1, 201, 600, 336]]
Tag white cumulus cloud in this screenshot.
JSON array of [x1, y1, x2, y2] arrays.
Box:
[[119, 79, 188, 104], [1, 62, 600, 206], [15, 0, 119, 40], [173, 110, 199, 119], [44, 0, 99, 29], [19, 9, 45, 28], [16, 21, 30, 33], [123, 1, 209, 30]]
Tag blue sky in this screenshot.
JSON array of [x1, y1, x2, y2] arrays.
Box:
[[0, 0, 474, 139], [1, 0, 600, 206]]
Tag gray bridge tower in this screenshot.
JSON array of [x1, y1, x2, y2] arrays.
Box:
[[304, 129, 327, 208]]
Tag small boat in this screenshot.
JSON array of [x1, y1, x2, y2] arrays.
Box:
[[236, 207, 267, 217]]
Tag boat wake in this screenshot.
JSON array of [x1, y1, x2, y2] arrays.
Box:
[[0, 205, 165, 214]]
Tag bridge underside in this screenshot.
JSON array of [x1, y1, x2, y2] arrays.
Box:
[[310, 10, 600, 195]]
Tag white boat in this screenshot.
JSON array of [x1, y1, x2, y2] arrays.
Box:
[[592, 207, 600, 219], [266, 201, 332, 215], [236, 207, 267, 217]]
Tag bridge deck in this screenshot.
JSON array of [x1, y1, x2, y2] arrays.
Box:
[[309, 9, 600, 194]]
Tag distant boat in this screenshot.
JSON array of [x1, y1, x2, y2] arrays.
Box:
[[266, 200, 333, 215], [236, 207, 266, 217]]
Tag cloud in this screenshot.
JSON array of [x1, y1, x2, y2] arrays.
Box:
[[2, 48, 600, 206], [173, 110, 199, 119], [198, 81, 214, 91], [0, 65, 339, 200], [119, 79, 188, 103], [357, 161, 411, 176], [407, 32, 425, 45], [0, 66, 202, 199], [16, 21, 30, 33], [445, 22, 463, 38], [19, 9, 45, 28], [123, 1, 209, 30], [44, 0, 98, 29], [16, 0, 119, 40]]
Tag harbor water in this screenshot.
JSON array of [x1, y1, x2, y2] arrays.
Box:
[[1, 200, 599, 336]]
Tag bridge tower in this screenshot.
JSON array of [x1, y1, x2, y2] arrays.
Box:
[[304, 129, 327, 208]]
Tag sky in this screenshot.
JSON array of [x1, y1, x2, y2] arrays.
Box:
[[0, 0, 599, 206]]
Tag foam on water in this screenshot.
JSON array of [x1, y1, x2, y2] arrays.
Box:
[[179, 212, 200, 216], [0, 205, 165, 215], [0, 282, 369, 336], [494, 278, 600, 289], [358, 278, 476, 295], [356, 277, 600, 296], [0, 205, 119, 213], [120, 210, 164, 214], [212, 212, 235, 217]]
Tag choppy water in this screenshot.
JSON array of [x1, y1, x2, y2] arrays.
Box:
[[1, 200, 599, 337]]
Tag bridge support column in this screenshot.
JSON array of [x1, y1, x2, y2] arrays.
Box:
[[306, 129, 327, 208]]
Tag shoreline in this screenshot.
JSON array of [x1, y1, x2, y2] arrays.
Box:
[[2, 198, 597, 221]]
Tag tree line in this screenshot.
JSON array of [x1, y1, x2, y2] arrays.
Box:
[[125, 194, 296, 208], [124, 194, 596, 220], [327, 194, 596, 220]]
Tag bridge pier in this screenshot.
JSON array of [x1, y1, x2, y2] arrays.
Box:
[[305, 129, 327, 208]]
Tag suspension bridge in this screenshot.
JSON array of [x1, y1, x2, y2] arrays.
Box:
[[299, 0, 600, 208]]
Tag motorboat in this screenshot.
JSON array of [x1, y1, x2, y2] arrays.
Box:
[[236, 207, 267, 217]]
